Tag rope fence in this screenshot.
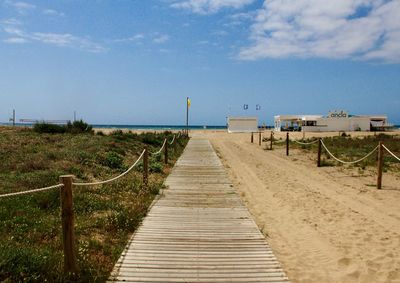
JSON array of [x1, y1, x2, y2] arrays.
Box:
[[274, 139, 286, 144], [293, 139, 319, 145], [320, 140, 379, 165], [150, 138, 167, 155], [251, 131, 399, 189], [169, 134, 176, 145], [0, 131, 187, 274], [383, 145, 400, 162], [72, 149, 146, 186], [0, 183, 64, 199]]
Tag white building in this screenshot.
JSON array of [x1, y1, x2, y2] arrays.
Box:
[[274, 111, 389, 132], [227, 117, 258, 133]]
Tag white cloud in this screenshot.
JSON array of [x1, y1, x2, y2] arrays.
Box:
[[226, 11, 256, 26], [153, 34, 170, 44], [213, 30, 228, 36], [12, 1, 35, 9], [31, 32, 107, 53], [238, 0, 400, 63], [113, 33, 170, 45], [5, 1, 36, 13], [2, 26, 107, 53], [42, 9, 65, 17], [171, 0, 255, 14], [113, 34, 145, 43], [1, 18, 23, 26], [3, 26, 24, 36], [3, 37, 27, 43]]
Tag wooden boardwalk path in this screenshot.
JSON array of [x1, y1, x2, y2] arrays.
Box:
[[108, 137, 290, 283]]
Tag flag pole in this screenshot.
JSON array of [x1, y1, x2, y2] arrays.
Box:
[[186, 97, 189, 136]]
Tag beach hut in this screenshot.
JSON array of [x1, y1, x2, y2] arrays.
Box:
[[274, 111, 389, 132], [227, 117, 258, 133]]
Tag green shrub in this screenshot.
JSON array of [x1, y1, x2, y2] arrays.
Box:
[[141, 133, 163, 146], [33, 120, 92, 134], [150, 161, 163, 173], [103, 152, 124, 169], [33, 122, 66, 134], [66, 120, 93, 134], [107, 207, 141, 231], [0, 244, 58, 282]]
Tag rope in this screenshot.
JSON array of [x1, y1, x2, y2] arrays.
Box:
[[382, 145, 400, 162], [169, 135, 176, 145], [320, 140, 378, 164], [150, 139, 167, 155], [0, 184, 64, 199], [73, 149, 146, 186], [177, 132, 181, 139], [293, 139, 319, 145]]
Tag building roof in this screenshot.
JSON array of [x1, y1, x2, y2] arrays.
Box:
[[228, 116, 258, 121], [274, 115, 323, 121]]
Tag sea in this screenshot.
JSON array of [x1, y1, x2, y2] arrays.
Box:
[[0, 123, 227, 130], [94, 124, 227, 130], [1, 123, 399, 131]]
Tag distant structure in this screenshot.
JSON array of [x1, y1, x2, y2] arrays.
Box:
[[227, 117, 258, 133], [19, 119, 71, 125], [9, 109, 16, 126], [274, 110, 390, 132]]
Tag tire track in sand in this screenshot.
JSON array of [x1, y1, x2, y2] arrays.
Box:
[[210, 136, 400, 283]]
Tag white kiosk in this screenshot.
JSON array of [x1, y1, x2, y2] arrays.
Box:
[[274, 111, 389, 132], [227, 117, 258, 133]]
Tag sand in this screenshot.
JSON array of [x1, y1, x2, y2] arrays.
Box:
[[201, 131, 400, 283]]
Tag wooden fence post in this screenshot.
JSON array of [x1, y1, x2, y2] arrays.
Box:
[[143, 147, 149, 188], [377, 141, 384, 189], [317, 138, 322, 167], [164, 140, 168, 165], [259, 132, 261, 146], [286, 132, 289, 156], [251, 132, 253, 143], [270, 131, 273, 150], [59, 175, 77, 274]]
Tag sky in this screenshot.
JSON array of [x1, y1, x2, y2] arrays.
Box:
[[0, 0, 399, 126]]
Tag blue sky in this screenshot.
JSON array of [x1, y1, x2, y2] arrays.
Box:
[[0, 0, 399, 126]]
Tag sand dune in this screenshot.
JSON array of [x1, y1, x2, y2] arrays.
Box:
[[204, 131, 400, 283]]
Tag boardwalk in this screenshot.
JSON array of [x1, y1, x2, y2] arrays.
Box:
[[108, 137, 290, 283]]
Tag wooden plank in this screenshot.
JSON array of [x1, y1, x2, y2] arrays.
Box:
[[108, 137, 290, 282]]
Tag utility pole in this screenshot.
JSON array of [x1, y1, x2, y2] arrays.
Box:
[[186, 97, 189, 136], [9, 109, 16, 126]]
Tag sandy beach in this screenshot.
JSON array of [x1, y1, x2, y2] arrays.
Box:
[[94, 127, 400, 282], [201, 130, 400, 283]]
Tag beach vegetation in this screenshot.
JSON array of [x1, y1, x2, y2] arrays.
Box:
[[150, 161, 164, 173], [290, 134, 400, 170], [33, 120, 93, 134], [102, 151, 125, 169], [33, 122, 66, 134], [0, 126, 189, 282]]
